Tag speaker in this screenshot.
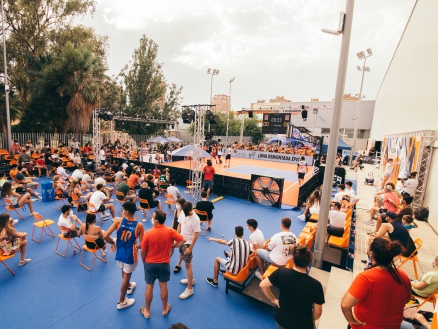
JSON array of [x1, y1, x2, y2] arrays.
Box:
[[301, 110, 308, 119], [248, 111, 253, 118]]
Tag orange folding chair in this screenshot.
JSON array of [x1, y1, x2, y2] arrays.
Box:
[[5, 198, 25, 220], [139, 198, 152, 222], [70, 193, 86, 215], [86, 203, 104, 224], [115, 191, 126, 216], [32, 213, 55, 243], [80, 235, 107, 271], [194, 209, 209, 236], [55, 227, 81, 258], [164, 193, 176, 215], [81, 181, 91, 193], [414, 287, 438, 309], [0, 254, 16, 276], [54, 189, 69, 210], [395, 238, 423, 280]]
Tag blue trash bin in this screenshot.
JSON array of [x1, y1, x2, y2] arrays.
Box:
[[41, 181, 55, 202]]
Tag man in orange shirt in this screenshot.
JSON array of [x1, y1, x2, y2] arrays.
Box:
[[202, 159, 215, 198], [128, 166, 141, 190], [140, 210, 185, 319]]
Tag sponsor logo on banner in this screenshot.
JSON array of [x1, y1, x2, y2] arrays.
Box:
[[232, 149, 313, 165]]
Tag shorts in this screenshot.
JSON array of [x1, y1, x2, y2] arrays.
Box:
[[202, 180, 213, 189], [98, 205, 106, 212], [117, 261, 138, 274], [298, 172, 305, 179], [327, 226, 344, 237], [126, 195, 135, 201], [257, 249, 279, 266], [63, 229, 79, 238], [46, 164, 53, 170], [225, 154, 231, 160], [85, 237, 105, 249], [16, 187, 24, 193], [143, 262, 170, 284], [179, 244, 193, 263]]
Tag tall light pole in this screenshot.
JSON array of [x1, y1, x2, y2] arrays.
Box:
[[239, 109, 245, 144], [350, 48, 372, 166], [207, 68, 219, 132], [1, 0, 12, 151], [226, 77, 235, 146], [313, 0, 355, 269]]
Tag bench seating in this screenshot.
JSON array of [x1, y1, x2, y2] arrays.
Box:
[[224, 255, 257, 294]]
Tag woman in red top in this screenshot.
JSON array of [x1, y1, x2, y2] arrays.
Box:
[[341, 238, 411, 329]]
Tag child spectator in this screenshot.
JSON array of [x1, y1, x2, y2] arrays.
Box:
[[402, 215, 417, 231]]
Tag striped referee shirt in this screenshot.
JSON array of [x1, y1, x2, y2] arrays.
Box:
[[225, 238, 250, 275]]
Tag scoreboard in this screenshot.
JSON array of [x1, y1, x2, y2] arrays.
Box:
[[262, 113, 290, 134]]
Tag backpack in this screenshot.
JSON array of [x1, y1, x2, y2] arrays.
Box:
[[364, 172, 374, 185], [414, 207, 429, 221]]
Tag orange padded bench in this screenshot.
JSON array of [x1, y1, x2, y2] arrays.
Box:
[[224, 255, 257, 294]]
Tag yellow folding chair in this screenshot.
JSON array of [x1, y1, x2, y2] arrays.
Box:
[[5, 198, 25, 220], [194, 209, 209, 236], [395, 238, 423, 280], [54, 188, 69, 210], [414, 287, 438, 309], [32, 213, 55, 243], [0, 254, 16, 276], [55, 227, 81, 258]]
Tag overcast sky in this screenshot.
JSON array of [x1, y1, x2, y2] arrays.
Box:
[[80, 0, 416, 110]]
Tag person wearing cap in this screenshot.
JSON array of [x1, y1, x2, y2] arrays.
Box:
[[58, 205, 83, 238]]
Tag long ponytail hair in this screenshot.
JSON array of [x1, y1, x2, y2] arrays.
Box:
[[85, 214, 96, 233], [369, 237, 404, 284]]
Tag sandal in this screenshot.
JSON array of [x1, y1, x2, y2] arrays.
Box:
[[162, 303, 171, 317], [140, 306, 150, 319], [174, 265, 181, 273], [18, 259, 31, 266]]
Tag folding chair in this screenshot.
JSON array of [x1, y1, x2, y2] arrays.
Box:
[[414, 287, 438, 309], [81, 181, 91, 193], [139, 198, 152, 222], [54, 189, 69, 210], [159, 181, 168, 194], [70, 193, 86, 215], [32, 213, 55, 243], [55, 227, 81, 258], [164, 193, 176, 215], [86, 202, 104, 224], [5, 198, 25, 220], [185, 180, 194, 194], [115, 191, 126, 216], [0, 254, 16, 276], [194, 209, 209, 236], [394, 238, 423, 280], [80, 235, 107, 271]]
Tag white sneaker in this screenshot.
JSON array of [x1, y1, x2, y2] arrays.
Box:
[[363, 220, 375, 226], [127, 282, 136, 295], [101, 249, 107, 257], [180, 278, 196, 285], [254, 270, 263, 280], [117, 298, 135, 310], [12, 219, 19, 225], [179, 288, 194, 300], [298, 214, 306, 221], [30, 198, 37, 202]]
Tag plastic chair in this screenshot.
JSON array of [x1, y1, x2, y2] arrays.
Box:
[[32, 213, 55, 243], [0, 254, 16, 276], [395, 238, 423, 280], [224, 255, 256, 294], [185, 180, 194, 194], [139, 198, 152, 222], [81, 181, 91, 193], [414, 287, 438, 309], [5, 198, 25, 220], [194, 209, 209, 236], [80, 235, 107, 271], [86, 203, 104, 224], [54, 188, 69, 210], [115, 191, 126, 216], [164, 193, 176, 215], [55, 227, 81, 258], [70, 193, 86, 214]]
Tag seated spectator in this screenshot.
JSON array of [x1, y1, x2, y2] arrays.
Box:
[[114, 167, 125, 184], [0, 172, 8, 188], [326, 202, 347, 242], [345, 181, 360, 208], [402, 215, 417, 231], [246, 218, 265, 253], [401, 171, 419, 198], [116, 176, 137, 203], [167, 179, 181, 202], [332, 184, 351, 204], [300, 190, 320, 221], [260, 245, 324, 329], [0, 213, 31, 266], [78, 213, 107, 255], [396, 195, 414, 221], [206, 225, 250, 288], [82, 168, 94, 190], [71, 165, 84, 181], [145, 174, 160, 197], [365, 183, 399, 226], [411, 256, 438, 298], [15, 166, 40, 199], [53, 175, 69, 198], [73, 152, 82, 167], [89, 184, 116, 221], [1, 182, 36, 216], [195, 191, 214, 231], [58, 205, 82, 237], [138, 182, 161, 211], [254, 217, 297, 279], [127, 166, 141, 190], [9, 164, 19, 182], [54, 162, 69, 181], [69, 179, 91, 203], [10, 140, 21, 154], [125, 163, 134, 177], [350, 152, 363, 170], [17, 149, 32, 166], [95, 172, 114, 198], [34, 155, 46, 178]]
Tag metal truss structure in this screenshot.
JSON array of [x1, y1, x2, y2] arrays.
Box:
[[182, 105, 214, 203], [92, 108, 101, 168]]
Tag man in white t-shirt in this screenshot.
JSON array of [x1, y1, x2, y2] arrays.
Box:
[[296, 156, 308, 186], [58, 205, 82, 237], [99, 146, 106, 165], [332, 184, 351, 204], [224, 145, 232, 168], [345, 181, 360, 207], [246, 218, 265, 253], [94, 173, 114, 198], [121, 161, 128, 170], [89, 184, 115, 221], [82, 169, 94, 190], [71, 165, 84, 180], [55, 163, 69, 181], [327, 202, 347, 239], [401, 171, 419, 197], [254, 217, 296, 279], [166, 179, 181, 201], [176, 202, 201, 300]]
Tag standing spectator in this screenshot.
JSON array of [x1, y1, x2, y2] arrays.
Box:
[[260, 245, 325, 329], [296, 156, 308, 186], [341, 238, 411, 328], [139, 210, 185, 318], [216, 145, 223, 164], [44, 149, 54, 178], [254, 217, 296, 280], [175, 202, 201, 300], [171, 198, 186, 231], [99, 146, 107, 165], [139, 141, 150, 163], [224, 145, 232, 168], [195, 191, 215, 231], [104, 202, 144, 310], [206, 225, 250, 288], [246, 218, 265, 253], [401, 172, 419, 198], [380, 158, 397, 189], [201, 160, 215, 198]]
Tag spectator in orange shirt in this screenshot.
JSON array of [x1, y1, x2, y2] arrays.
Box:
[[127, 166, 141, 190], [202, 160, 215, 198]]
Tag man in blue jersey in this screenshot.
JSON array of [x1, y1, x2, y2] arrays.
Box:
[[105, 201, 145, 310]]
